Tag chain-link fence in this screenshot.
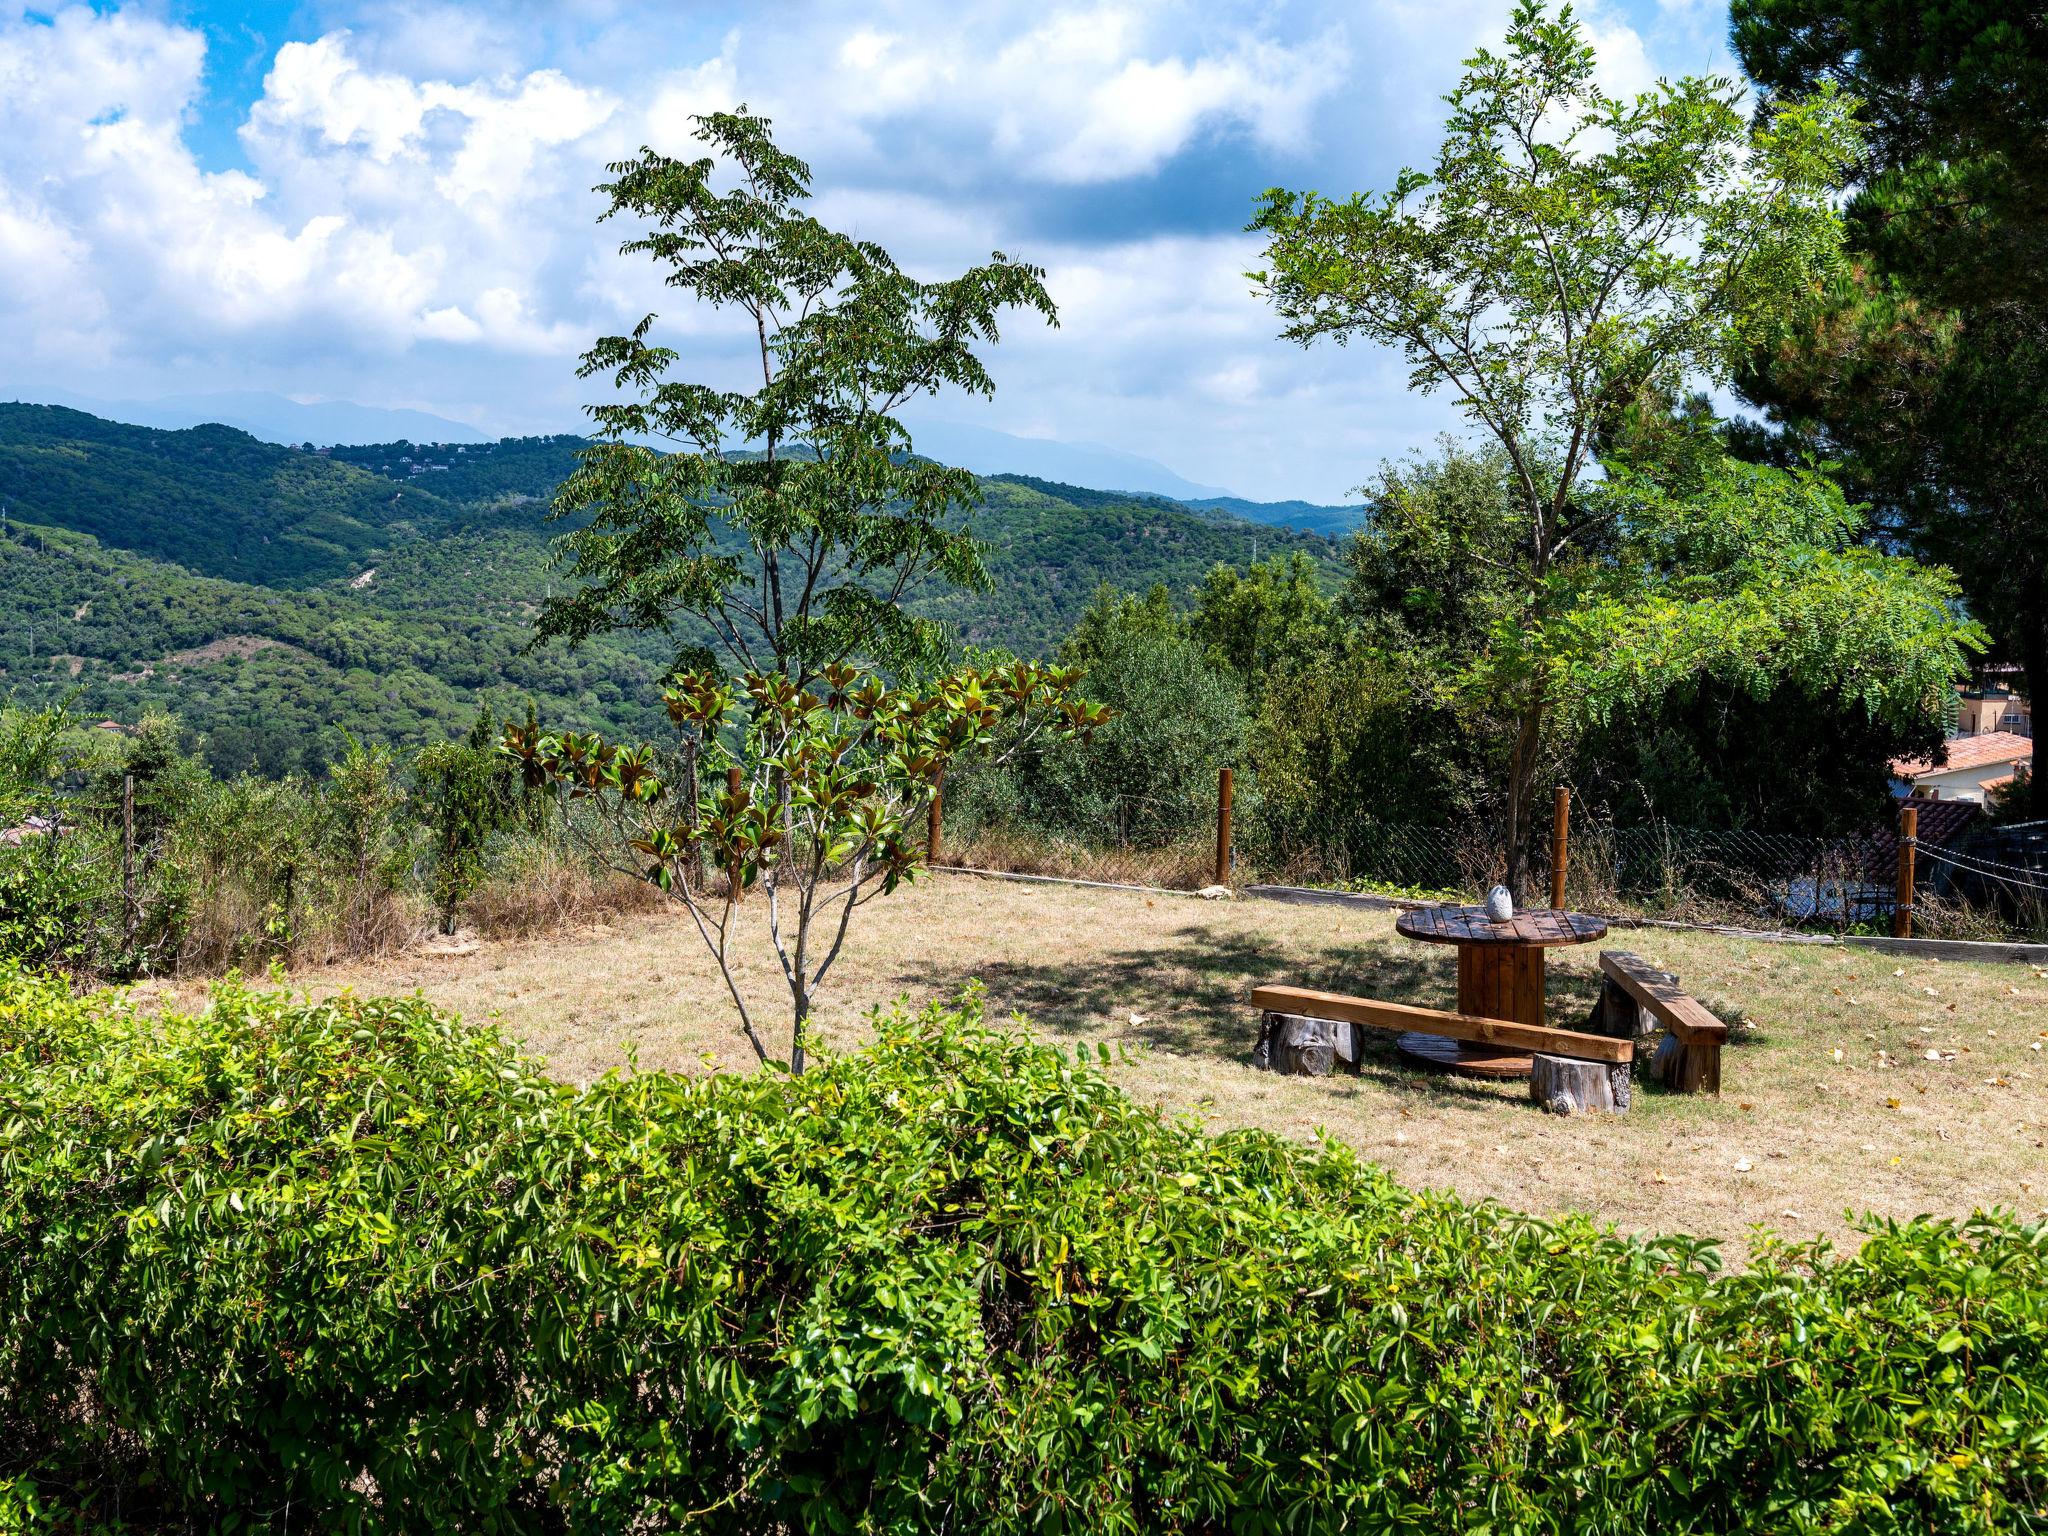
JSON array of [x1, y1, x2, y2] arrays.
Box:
[[934, 772, 2048, 942]]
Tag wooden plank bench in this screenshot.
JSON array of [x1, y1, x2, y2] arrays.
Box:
[[1251, 984, 1634, 1114], [1596, 951, 1727, 1096]]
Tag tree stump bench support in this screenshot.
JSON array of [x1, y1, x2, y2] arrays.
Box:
[[1596, 951, 1728, 1096], [1250, 984, 1633, 1113]]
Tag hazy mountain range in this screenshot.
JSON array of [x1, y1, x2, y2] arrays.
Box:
[[0, 388, 1362, 536]]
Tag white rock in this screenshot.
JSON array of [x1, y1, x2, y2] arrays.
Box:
[[1196, 884, 1233, 900], [1484, 884, 1515, 922]]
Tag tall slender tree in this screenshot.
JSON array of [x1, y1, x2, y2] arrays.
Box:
[[1252, 0, 1968, 894], [539, 109, 1057, 685]]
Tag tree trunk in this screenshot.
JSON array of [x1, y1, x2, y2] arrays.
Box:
[[2019, 615, 2047, 820], [790, 986, 809, 1076], [1530, 1053, 1629, 1114], [1503, 696, 1546, 902]]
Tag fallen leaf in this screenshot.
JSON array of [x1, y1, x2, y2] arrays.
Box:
[[1780, 1210, 1801, 1221], [1886, 1098, 1902, 1109], [1653, 1170, 1669, 1184]]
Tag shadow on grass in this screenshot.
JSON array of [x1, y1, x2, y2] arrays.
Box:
[[892, 922, 1613, 1104]]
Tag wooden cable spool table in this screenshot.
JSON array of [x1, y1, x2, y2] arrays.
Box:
[[1392, 905, 1609, 1078]]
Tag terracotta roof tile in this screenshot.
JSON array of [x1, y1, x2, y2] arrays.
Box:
[[1891, 731, 2034, 780]]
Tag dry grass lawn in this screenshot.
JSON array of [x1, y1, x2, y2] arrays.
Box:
[[153, 872, 2048, 1266]]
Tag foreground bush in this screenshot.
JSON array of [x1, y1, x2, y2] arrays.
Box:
[[0, 966, 2042, 1533]]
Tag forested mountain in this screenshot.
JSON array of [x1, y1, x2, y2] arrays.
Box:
[[0, 404, 464, 587], [0, 406, 1332, 772]]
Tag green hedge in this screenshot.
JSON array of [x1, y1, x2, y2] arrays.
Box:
[[0, 964, 2042, 1533]]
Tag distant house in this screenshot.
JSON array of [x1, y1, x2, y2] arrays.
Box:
[[1890, 731, 2034, 803], [1957, 686, 2032, 738]]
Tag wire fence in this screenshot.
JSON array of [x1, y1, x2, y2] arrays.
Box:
[[936, 774, 2048, 942]]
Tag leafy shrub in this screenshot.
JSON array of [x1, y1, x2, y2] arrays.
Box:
[[953, 586, 1247, 849], [0, 967, 2043, 1533]]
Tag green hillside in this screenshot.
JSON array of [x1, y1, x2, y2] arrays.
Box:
[[0, 403, 462, 587], [0, 407, 1335, 769]]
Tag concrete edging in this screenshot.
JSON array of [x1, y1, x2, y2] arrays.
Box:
[[930, 864, 1202, 899]]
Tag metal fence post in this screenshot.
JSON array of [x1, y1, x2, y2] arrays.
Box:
[[1214, 767, 1235, 888], [1894, 802, 1918, 939]]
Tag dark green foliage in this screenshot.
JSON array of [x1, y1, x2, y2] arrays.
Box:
[[0, 408, 1318, 765], [1, 971, 2042, 1532], [953, 587, 1245, 848], [1730, 0, 2048, 818], [325, 435, 590, 507], [1576, 677, 1944, 836], [1187, 551, 1336, 685]]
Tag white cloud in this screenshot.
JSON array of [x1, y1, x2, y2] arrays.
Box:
[[810, 5, 1347, 184], [0, 0, 1728, 500]]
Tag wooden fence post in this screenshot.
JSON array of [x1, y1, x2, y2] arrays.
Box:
[[1551, 786, 1570, 911], [726, 766, 744, 905], [1214, 766, 1234, 888], [121, 772, 136, 946], [1894, 802, 1918, 938], [927, 772, 944, 867]]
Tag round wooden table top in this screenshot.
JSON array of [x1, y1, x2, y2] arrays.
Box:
[[1395, 905, 1608, 948]]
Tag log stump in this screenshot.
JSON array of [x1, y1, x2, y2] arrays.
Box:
[[1584, 967, 1667, 1040], [1650, 1032, 1722, 1096], [1530, 1052, 1631, 1115], [1255, 1011, 1352, 1076]]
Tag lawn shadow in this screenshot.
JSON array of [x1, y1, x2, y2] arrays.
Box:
[[892, 922, 1615, 1106]]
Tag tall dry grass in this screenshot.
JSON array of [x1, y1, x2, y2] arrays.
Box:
[[942, 826, 1217, 890]]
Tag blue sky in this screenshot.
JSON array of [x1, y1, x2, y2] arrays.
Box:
[[1, 0, 1737, 500]]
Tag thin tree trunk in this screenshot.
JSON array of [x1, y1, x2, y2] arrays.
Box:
[[2019, 614, 2048, 820], [1503, 693, 1546, 901]]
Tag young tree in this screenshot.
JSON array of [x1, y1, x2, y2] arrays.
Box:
[[324, 730, 409, 950], [504, 662, 1100, 1072], [416, 711, 516, 937], [539, 109, 1058, 684], [1252, 0, 1903, 892]]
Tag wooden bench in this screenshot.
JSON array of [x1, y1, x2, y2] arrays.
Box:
[[1250, 984, 1635, 1114], [1595, 951, 1727, 1096]]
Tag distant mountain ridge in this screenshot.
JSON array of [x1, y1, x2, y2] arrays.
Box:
[[4, 387, 490, 448], [1, 388, 1359, 536], [0, 405, 1334, 771]]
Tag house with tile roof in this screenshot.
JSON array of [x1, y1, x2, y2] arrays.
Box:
[[1889, 730, 2034, 803]]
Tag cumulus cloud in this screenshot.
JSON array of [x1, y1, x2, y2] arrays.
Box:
[[0, 0, 1726, 499]]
